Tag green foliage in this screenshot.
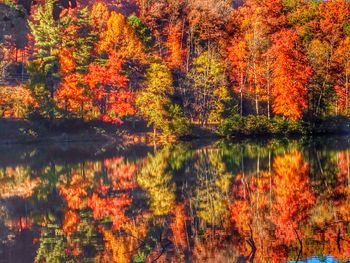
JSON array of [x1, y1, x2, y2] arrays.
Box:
[[27, 62, 58, 119], [35, 226, 69, 263], [191, 150, 232, 226], [218, 115, 306, 137], [67, 8, 97, 73], [27, 0, 65, 118], [136, 62, 173, 132], [136, 61, 189, 137], [167, 143, 192, 171], [187, 52, 230, 123], [28, 0, 62, 64], [343, 22, 350, 37], [2, 0, 23, 12], [137, 147, 176, 216], [166, 104, 191, 137], [127, 15, 154, 49]]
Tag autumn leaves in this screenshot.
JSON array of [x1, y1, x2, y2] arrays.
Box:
[[6, 0, 350, 135]]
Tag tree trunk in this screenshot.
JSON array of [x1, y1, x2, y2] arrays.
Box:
[[346, 74, 349, 115], [240, 72, 244, 117]]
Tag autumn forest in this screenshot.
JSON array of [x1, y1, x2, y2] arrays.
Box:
[[2, 0, 350, 138], [3, 1, 350, 262]]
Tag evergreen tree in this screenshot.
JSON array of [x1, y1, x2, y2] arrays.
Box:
[[127, 15, 155, 50], [27, 0, 65, 118]]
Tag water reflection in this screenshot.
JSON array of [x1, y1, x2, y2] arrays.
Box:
[[1, 138, 350, 262]]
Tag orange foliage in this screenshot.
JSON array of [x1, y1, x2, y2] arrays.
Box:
[[269, 29, 313, 120], [170, 203, 187, 248], [165, 24, 186, 69], [84, 52, 135, 123], [270, 150, 315, 245], [88, 192, 131, 229], [0, 86, 36, 118], [319, 0, 350, 44], [334, 37, 350, 112], [56, 74, 90, 114], [90, 1, 109, 32], [59, 173, 88, 210], [59, 47, 76, 75], [98, 220, 147, 263], [87, 158, 137, 230], [97, 11, 145, 60], [63, 210, 81, 236]]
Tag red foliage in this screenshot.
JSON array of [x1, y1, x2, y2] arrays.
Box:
[[88, 192, 132, 229], [268, 29, 313, 120], [165, 23, 186, 69], [84, 52, 135, 122]]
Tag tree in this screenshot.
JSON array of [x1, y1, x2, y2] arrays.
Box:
[[319, 0, 350, 48], [90, 1, 109, 32], [307, 39, 335, 117], [228, 0, 285, 117], [268, 29, 313, 120], [56, 73, 89, 117], [97, 11, 145, 61], [187, 52, 229, 124], [187, 0, 232, 52], [55, 8, 96, 118], [164, 23, 186, 69], [228, 38, 249, 117], [333, 37, 350, 115], [84, 52, 135, 123], [27, 0, 64, 118], [237, 3, 269, 115], [127, 15, 154, 50], [136, 61, 174, 136]]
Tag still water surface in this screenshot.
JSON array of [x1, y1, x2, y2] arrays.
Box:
[[1, 137, 350, 262]]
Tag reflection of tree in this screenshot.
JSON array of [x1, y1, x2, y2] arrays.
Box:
[[170, 203, 187, 249], [59, 173, 87, 210], [4, 140, 350, 262], [34, 156, 139, 262], [270, 150, 316, 245], [97, 217, 148, 263], [231, 170, 275, 260], [35, 225, 70, 263], [0, 166, 39, 198], [191, 148, 232, 226], [137, 147, 176, 216], [230, 149, 317, 261]]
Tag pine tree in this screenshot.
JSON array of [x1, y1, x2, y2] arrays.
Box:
[[27, 0, 65, 118]]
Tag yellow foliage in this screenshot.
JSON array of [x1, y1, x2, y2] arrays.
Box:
[[98, 11, 145, 60]]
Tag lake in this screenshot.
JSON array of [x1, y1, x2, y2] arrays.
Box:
[[0, 137, 350, 262]]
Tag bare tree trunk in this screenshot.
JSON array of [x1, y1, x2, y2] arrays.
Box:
[[347, 150, 350, 187], [346, 73, 349, 115], [254, 64, 259, 115], [266, 58, 271, 119], [240, 72, 244, 117], [153, 126, 157, 151]]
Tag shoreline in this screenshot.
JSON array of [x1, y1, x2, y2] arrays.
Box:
[[0, 118, 350, 146]]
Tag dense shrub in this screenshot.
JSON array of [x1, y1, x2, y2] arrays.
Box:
[[164, 104, 191, 138], [218, 115, 306, 137], [0, 86, 34, 118]]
